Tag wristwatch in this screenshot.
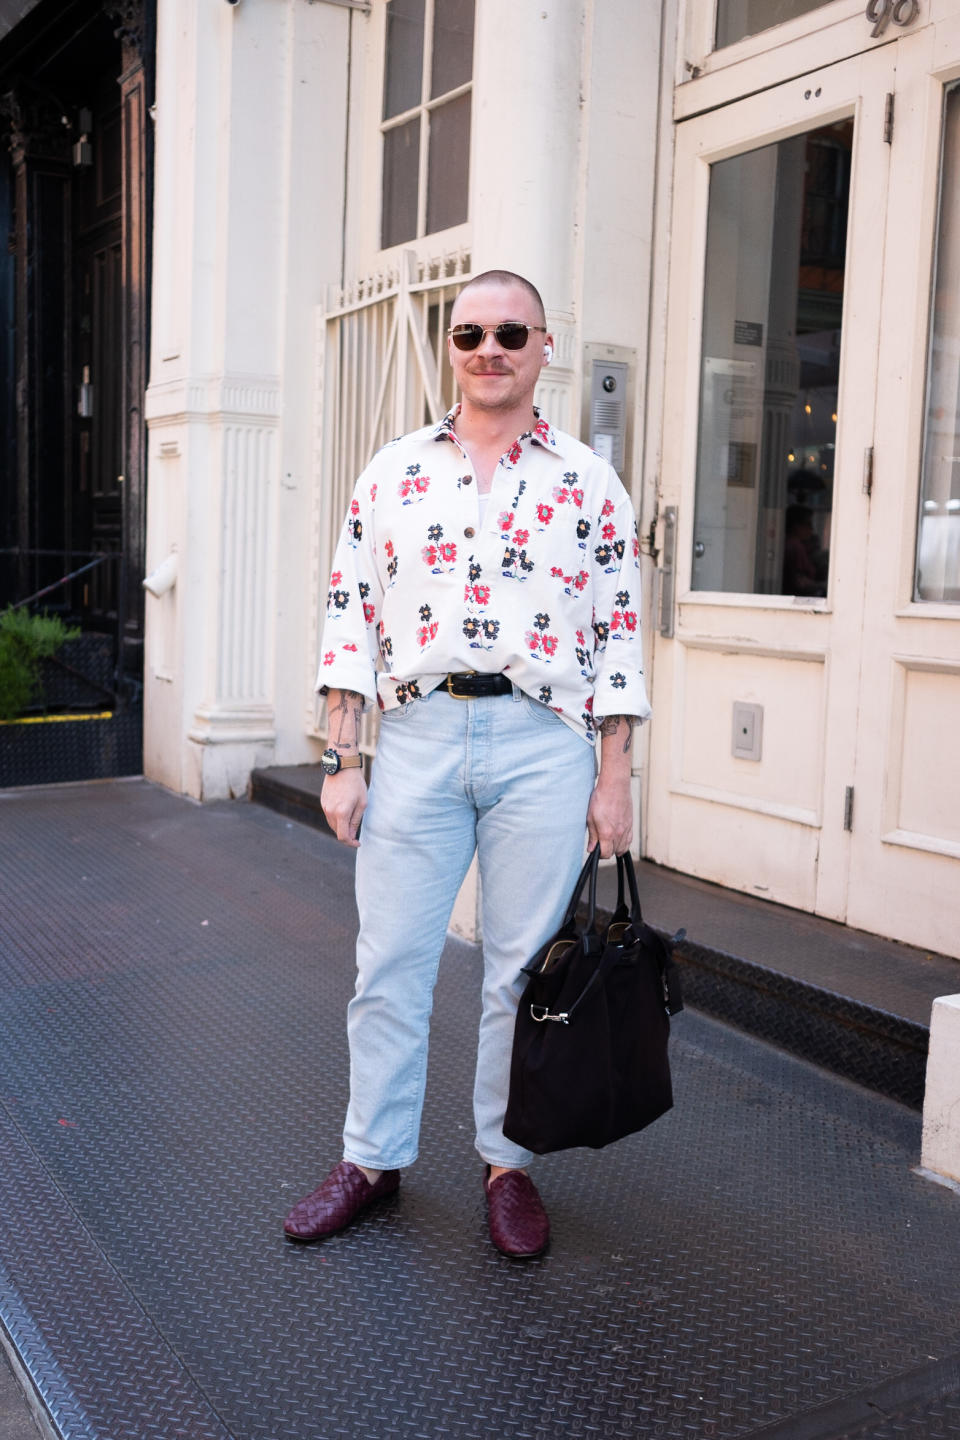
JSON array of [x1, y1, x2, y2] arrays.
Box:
[[320, 748, 364, 777]]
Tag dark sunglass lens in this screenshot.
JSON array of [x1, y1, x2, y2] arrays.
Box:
[[496, 323, 529, 350], [452, 325, 483, 351]]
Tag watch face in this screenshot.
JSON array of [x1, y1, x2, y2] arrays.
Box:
[[321, 749, 340, 777]]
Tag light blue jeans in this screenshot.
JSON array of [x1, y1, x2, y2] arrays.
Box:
[[343, 687, 597, 1171]]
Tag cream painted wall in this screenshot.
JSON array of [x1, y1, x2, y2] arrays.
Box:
[[144, 0, 350, 798]]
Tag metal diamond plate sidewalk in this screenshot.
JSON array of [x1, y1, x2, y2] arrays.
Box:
[[0, 778, 958, 1439]]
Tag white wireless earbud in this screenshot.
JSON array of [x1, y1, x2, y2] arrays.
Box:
[[543, 343, 553, 363]]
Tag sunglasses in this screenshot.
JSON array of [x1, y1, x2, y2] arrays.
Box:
[[448, 322, 547, 352]]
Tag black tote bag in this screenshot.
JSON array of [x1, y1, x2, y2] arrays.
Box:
[[503, 848, 683, 1155]]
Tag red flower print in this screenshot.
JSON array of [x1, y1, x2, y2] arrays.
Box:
[[351, 499, 360, 515], [542, 635, 559, 657], [439, 542, 457, 563], [550, 566, 564, 579], [537, 504, 554, 524], [633, 537, 640, 558], [524, 630, 542, 652], [385, 540, 394, 558], [513, 528, 529, 546], [602, 499, 615, 517], [534, 417, 550, 441], [330, 571, 342, 585], [574, 571, 589, 591], [416, 622, 438, 648], [343, 643, 358, 652], [553, 486, 570, 504], [473, 585, 490, 605], [499, 511, 515, 533], [611, 611, 623, 631], [584, 695, 594, 712], [363, 602, 375, 624], [602, 522, 616, 540], [508, 441, 522, 464], [323, 651, 335, 666], [576, 630, 585, 645], [414, 476, 430, 493], [370, 484, 377, 501], [572, 488, 584, 508], [422, 544, 438, 566], [625, 611, 638, 631]]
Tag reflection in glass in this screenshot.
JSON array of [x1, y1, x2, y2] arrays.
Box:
[[692, 121, 852, 596], [715, 0, 831, 50], [916, 84, 960, 603]]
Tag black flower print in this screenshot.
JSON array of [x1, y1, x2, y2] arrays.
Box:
[[502, 546, 517, 569], [533, 613, 550, 631], [482, 619, 500, 641], [381, 633, 393, 658], [349, 518, 363, 544], [576, 517, 591, 540], [519, 550, 534, 574], [387, 556, 398, 581], [463, 617, 480, 642], [427, 523, 444, 542], [614, 538, 626, 560], [610, 672, 627, 690], [331, 590, 350, 611], [395, 681, 421, 704], [594, 543, 613, 567], [593, 619, 609, 645], [419, 604, 433, 622], [468, 561, 482, 583], [539, 685, 553, 705], [615, 590, 630, 608]]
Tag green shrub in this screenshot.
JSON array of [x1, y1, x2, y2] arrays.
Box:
[[0, 608, 81, 722]]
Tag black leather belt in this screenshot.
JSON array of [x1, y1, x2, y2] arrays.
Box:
[[444, 672, 513, 699]]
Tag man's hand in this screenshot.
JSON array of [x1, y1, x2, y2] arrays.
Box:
[[322, 688, 367, 846], [322, 768, 368, 848], [587, 714, 635, 858], [586, 774, 633, 858]]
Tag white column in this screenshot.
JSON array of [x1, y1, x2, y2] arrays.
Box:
[[144, 0, 349, 798], [921, 994, 960, 1187]]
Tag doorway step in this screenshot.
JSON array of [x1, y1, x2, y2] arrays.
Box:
[[251, 762, 960, 1112]]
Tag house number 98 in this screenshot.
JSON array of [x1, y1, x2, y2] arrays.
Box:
[[865, 0, 920, 37]]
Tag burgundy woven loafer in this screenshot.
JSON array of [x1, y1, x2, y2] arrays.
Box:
[[284, 1161, 400, 1242], [483, 1167, 550, 1258]]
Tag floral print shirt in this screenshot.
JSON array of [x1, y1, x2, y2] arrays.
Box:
[[317, 407, 651, 744]]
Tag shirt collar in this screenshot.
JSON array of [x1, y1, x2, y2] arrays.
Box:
[[434, 404, 563, 456]]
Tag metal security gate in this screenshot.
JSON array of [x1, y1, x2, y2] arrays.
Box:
[[307, 249, 470, 748]]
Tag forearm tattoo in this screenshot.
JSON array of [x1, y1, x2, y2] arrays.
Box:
[[599, 714, 635, 753], [330, 690, 364, 752]]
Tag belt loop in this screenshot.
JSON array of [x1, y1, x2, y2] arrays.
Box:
[[511, 682, 521, 703]]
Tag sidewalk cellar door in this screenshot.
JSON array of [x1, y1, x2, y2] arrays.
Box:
[[648, 4, 960, 959]]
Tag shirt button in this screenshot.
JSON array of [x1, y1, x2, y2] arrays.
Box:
[[462, 475, 473, 485], [464, 527, 476, 539]]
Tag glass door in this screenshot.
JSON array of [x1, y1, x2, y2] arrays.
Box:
[[843, 24, 960, 956], [646, 47, 897, 918]]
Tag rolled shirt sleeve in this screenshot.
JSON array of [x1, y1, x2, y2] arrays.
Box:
[[316, 467, 383, 707], [589, 490, 652, 726]]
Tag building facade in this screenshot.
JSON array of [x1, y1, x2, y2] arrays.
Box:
[[140, 0, 960, 961]]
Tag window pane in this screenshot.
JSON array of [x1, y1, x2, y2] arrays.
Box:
[[383, 0, 425, 120], [715, 0, 831, 50], [916, 85, 960, 603], [431, 0, 474, 99], [381, 117, 420, 249], [426, 92, 470, 235], [692, 121, 852, 596]]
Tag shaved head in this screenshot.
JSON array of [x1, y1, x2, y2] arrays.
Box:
[[453, 270, 546, 328]]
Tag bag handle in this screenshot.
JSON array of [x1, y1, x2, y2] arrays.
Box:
[[559, 844, 601, 933]]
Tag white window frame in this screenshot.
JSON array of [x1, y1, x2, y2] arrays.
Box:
[[379, 0, 474, 247]]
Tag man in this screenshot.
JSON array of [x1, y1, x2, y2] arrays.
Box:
[[284, 270, 650, 1257]]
